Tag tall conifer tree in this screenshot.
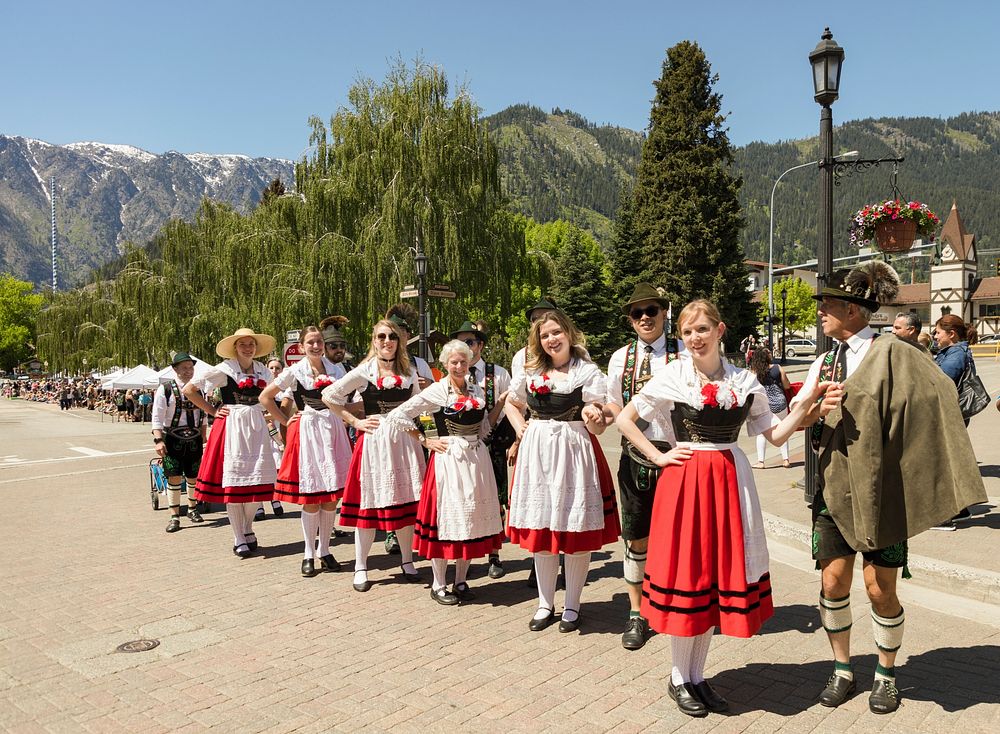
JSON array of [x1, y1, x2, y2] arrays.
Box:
[[630, 41, 753, 346], [551, 226, 616, 363]]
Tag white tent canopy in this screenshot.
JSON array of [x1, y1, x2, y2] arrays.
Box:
[[154, 357, 212, 388], [103, 364, 159, 390]]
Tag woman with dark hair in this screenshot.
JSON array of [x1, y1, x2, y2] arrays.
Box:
[[503, 310, 620, 633], [748, 348, 792, 469], [322, 320, 426, 592], [259, 326, 353, 577]]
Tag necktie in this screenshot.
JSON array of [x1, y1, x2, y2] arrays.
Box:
[[637, 345, 653, 386], [834, 342, 848, 382], [470, 365, 478, 384]]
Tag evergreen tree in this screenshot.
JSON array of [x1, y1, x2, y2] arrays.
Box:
[[257, 178, 286, 208], [631, 41, 753, 347], [551, 226, 616, 363], [608, 186, 647, 305]]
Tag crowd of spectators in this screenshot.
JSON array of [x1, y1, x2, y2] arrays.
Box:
[[0, 378, 156, 422]]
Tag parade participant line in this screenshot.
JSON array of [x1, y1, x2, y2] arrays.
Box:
[[0, 461, 148, 485], [0, 447, 151, 469]]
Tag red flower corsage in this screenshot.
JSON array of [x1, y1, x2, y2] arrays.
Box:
[[256, 379, 267, 389], [699, 382, 739, 410], [237, 377, 256, 390], [314, 375, 333, 389], [452, 395, 485, 412], [527, 374, 552, 396], [375, 375, 404, 390]]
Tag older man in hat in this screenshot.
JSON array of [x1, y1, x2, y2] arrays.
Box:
[[452, 319, 515, 579], [603, 283, 683, 649], [152, 351, 207, 533], [794, 262, 986, 714]]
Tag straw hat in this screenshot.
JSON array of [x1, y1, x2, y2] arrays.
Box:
[[215, 328, 277, 359]]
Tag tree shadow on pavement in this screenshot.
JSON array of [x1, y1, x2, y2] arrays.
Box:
[[759, 603, 821, 635]]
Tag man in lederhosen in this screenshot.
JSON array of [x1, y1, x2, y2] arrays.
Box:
[[452, 319, 516, 579], [605, 283, 682, 650], [152, 352, 207, 533]]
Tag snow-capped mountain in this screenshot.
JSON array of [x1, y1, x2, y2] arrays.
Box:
[[0, 134, 293, 285]]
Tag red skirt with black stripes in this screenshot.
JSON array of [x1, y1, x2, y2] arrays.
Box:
[[338, 433, 419, 530], [194, 413, 274, 504], [641, 448, 773, 638]]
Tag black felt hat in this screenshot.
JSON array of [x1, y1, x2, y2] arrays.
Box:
[[524, 297, 559, 321], [812, 262, 900, 312], [450, 320, 487, 343]]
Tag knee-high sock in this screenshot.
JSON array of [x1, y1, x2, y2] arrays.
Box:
[[316, 508, 336, 556], [454, 559, 471, 586], [689, 628, 715, 683], [167, 479, 182, 511], [301, 509, 321, 559], [395, 525, 415, 566], [756, 434, 767, 464], [623, 542, 647, 588], [533, 552, 559, 613], [431, 558, 448, 591], [185, 479, 198, 507], [670, 635, 697, 686], [354, 527, 375, 572], [227, 505, 246, 547], [562, 552, 590, 621], [241, 502, 258, 536]]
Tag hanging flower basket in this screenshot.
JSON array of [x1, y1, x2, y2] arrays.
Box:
[[875, 219, 917, 253], [849, 199, 939, 254]]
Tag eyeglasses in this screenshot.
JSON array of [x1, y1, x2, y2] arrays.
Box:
[[462, 338, 480, 347], [374, 333, 399, 342], [325, 341, 347, 349], [629, 305, 662, 320]]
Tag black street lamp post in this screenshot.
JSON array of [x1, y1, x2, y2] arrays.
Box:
[[805, 27, 844, 503], [780, 286, 788, 365], [414, 224, 429, 362]]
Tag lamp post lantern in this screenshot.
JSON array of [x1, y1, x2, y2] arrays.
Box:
[[805, 27, 844, 503]]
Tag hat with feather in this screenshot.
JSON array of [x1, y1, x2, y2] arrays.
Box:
[[813, 261, 900, 312], [319, 315, 348, 342]]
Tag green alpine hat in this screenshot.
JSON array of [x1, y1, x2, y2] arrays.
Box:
[[622, 282, 670, 315], [450, 320, 487, 343], [170, 351, 195, 366], [812, 262, 900, 313], [524, 297, 559, 322], [388, 314, 412, 333]]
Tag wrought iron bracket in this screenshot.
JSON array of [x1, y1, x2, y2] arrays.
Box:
[[821, 156, 905, 186]]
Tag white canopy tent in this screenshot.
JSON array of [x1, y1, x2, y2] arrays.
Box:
[[103, 364, 159, 390], [153, 357, 212, 388]]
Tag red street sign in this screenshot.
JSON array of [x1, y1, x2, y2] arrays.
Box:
[[283, 342, 305, 365]]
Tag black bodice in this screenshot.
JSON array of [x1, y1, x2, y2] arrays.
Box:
[[219, 376, 262, 406], [293, 384, 328, 411], [670, 395, 754, 444], [433, 406, 485, 437], [527, 385, 584, 421], [360, 385, 411, 415]]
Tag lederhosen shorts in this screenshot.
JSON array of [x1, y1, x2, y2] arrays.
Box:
[[163, 428, 203, 480], [811, 491, 906, 568], [617, 441, 668, 541]]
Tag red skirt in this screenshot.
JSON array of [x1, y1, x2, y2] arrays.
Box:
[[338, 433, 418, 530], [507, 432, 621, 554], [194, 415, 274, 504], [641, 449, 773, 638], [414, 454, 503, 560], [273, 419, 344, 505]]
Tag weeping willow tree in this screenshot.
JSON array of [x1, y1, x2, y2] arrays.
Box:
[[38, 59, 527, 372]]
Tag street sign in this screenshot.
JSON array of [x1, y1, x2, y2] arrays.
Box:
[[400, 288, 419, 298], [283, 342, 305, 365], [285, 329, 300, 343], [869, 311, 891, 326], [427, 287, 457, 299]]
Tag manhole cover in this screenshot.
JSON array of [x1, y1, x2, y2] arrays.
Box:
[[116, 639, 160, 653]]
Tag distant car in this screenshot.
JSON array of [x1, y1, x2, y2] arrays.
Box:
[[784, 338, 817, 358], [978, 334, 1000, 344]]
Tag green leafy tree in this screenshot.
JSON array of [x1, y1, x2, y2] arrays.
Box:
[[758, 277, 817, 337], [631, 41, 752, 348], [550, 226, 617, 363], [0, 274, 43, 371]]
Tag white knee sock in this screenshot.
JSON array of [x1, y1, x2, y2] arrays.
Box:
[[316, 508, 336, 556], [756, 434, 767, 464], [227, 505, 246, 547], [185, 479, 198, 508], [431, 558, 448, 591], [689, 628, 715, 683], [167, 480, 182, 510], [533, 552, 559, 617], [455, 559, 471, 586], [354, 527, 375, 584], [562, 551, 591, 622], [395, 525, 415, 569], [301, 510, 320, 559], [670, 635, 697, 685]]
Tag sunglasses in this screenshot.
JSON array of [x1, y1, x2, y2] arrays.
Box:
[[629, 305, 662, 320], [461, 338, 480, 347], [325, 341, 347, 349], [375, 333, 399, 342]]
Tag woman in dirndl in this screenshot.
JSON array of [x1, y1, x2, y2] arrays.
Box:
[[616, 299, 825, 717], [259, 326, 352, 577], [184, 328, 278, 559], [503, 310, 620, 633], [386, 339, 508, 606], [322, 319, 426, 593]]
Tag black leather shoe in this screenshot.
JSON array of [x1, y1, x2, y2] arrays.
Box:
[[399, 563, 420, 582], [301, 559, 318, 577], [245, 533, 259, 551], [233, 544, 252, 559], [869, 678, 900, 714], [693, 681, 729, 713], [333, 529, 349, 538], [621, 616, 649, 650], [558, 610, 581, 633], [271, 501, 284, 516], [318, 554, 341, 572], [187, 508, 204, 523], [529, 608, 555, 631], [487, 556, 505, 579], [818, 674, 856, 707], [165, 517, 181, 533], [452, 582, 476, 601], [668, 681, 708, 717], [254, 507, 265, 521], [431, 587, 459, 606], [352, 574, 373, 593]]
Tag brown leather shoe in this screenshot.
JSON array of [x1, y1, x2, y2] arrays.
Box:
[[819, 674, 856, 707]]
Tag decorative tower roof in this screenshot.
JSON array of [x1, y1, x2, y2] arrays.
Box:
[[939, 201, 976, 263]]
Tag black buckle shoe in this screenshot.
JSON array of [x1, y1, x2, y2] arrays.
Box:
[[245, 533, 258, 551], [301, 558, 318, 577], [869, 678, 900, 714], [668, 681, 708, 717], [487, 556, 505, 579], [529, 608, 555, 631], [352, 572, 372, 593], [452, 582, 476, 601], [188, 508, 204, 523], [693, 681, 729, 713], [233, 544, 252, 559], [818, 674, 856, 707], [558, 610, 580, 633], [431, 587, 459, 606], [254, 507, 265, 521], [271, 501, 284, 516], [621, 616, 649, 650], [399, 563, 420, 582], [318, 554, 341, 572], [165, 517, 181, 533]]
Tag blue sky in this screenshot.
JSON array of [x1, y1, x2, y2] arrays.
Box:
[[4, 1, 997, 159]]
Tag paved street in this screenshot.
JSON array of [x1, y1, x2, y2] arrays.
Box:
[[2, 374, 999, 733]]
